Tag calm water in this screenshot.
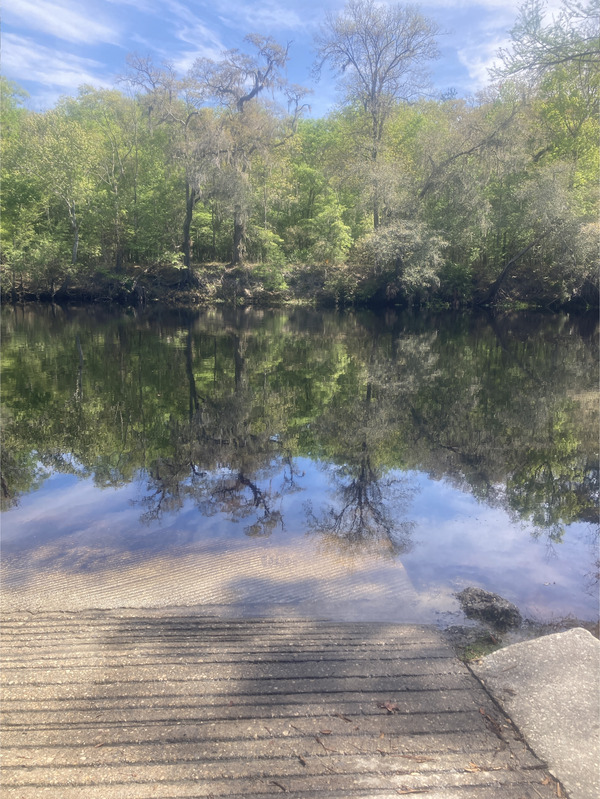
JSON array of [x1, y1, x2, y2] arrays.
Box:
[[1, 305, 598, 627]]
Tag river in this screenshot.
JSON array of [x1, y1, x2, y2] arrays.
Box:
[[1, 305, 597, 630]]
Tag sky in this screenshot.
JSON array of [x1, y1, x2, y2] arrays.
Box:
[[1, 0, 559, 115]]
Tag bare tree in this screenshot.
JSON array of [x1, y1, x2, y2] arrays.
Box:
[[314, 0, 439, 228], [191, 35, 289, 113]]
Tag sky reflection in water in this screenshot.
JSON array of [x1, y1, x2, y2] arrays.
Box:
[[2, 459, 597, 624]]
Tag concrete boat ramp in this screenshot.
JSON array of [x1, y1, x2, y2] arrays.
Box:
[[0, 608, 571, 799]]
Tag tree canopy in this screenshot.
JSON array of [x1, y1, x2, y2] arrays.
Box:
[[1, 0, 598, 310]]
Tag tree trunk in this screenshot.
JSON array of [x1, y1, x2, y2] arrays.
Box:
[[211, 202, 217, 259], [482, 237, 544, 305], [114, 192, 124, 273], [232, 204, 246, 265], [185, 325, 200, 421], [233, 334, 247, 393], [183, 182, 196, 270], [372, 118, 380, 230], [69, 202, 79, 265]]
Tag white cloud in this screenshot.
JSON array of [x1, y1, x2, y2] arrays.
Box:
[[3, 0, 118, 45], [457, 34, 509, 90], [154, 1, 228, 73], [105, 0, 157, 10], [2, 34, 114, 100], [422, 0, 566, 25], [214, 0, 306, 32], [164, 1, 225, 52]]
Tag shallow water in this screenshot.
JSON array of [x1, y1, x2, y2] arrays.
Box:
[[1, 305, 598, 627]]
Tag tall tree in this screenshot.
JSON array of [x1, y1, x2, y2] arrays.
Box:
[[191, 35, 306, 264], [484, 0, 600, 303], [314, 0, 439, 228], [19, 105, 98, 269], [0, 79, 36, 297], [68, 88, 142, 271], [123, 55, 218, 280]]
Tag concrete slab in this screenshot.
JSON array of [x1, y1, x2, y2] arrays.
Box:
[[1, 610, 561, 798], [470, 627, 600, 799]]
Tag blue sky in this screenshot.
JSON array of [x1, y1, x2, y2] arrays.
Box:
[[2, 0, 559, 114]]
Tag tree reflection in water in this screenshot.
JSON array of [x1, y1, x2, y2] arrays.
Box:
[[306, 451, 415, 558], [135, 325, 292, 535], [1, 307, 597, 556], [305, 367, 417, 558]]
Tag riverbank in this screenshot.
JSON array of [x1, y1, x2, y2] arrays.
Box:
[[3, 261, 596, 312]]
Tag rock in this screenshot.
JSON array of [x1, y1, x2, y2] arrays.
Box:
[[456, 587, 522, 630]]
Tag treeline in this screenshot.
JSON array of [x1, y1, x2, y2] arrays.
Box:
[[1, 0, 598, 309]]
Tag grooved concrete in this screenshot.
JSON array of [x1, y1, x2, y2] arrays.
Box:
[[1, 609, 561, 798], [0, 540, 425, 622]]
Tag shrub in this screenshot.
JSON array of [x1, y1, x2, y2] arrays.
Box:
[[350, 220, 446, 304]]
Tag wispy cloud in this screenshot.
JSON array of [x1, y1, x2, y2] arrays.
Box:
[[2, 33, 114, 103], [214, 0, 307, 33], [105, 0, 158, 10], [457, 34, 509, 90], [165, 1, 225, 47], [422, 0, 521, 11], [3, 0, 118, 45], [422, 0, 566, 24], [158, 1, 227, 72]]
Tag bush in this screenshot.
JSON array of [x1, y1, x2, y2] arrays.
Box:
[[350, 220, 447, 304], [251, 262, 288, 292], [439, 261, 473, 305]]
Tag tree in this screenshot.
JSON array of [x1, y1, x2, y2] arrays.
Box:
[[495, 0, 600, 78], [314, 0, 439, 228], [123, 55, 218, 280], [191, 35, 307, 264], [351, 219, 446, 304], [68, 88, 142, 272], [16, 104, 99, 291], [482, 0, 600, 304], [0, 79, 36, 298]]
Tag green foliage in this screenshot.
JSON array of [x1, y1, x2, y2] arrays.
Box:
[[495, 0, 600, 79], [250, 262, 288, 292], [350, 221, 446, 303], [0, 0, 598, 308], [438, 262, 474, 305], [247, 226, 286, 266]]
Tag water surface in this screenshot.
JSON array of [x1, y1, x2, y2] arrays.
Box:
[[1, 306, 598, 627]]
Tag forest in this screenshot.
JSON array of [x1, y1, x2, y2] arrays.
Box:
[[1, 0, 598, 310]]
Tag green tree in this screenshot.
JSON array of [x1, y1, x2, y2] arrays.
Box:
[[123, 55, 218, 280], [314, 0, 439, 229], [67, 88, 143, 271], [495, 0, 600, 78], [20, 105, 99, 269], [0, 79, 38, 298], [191, 35, 307, 264]]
